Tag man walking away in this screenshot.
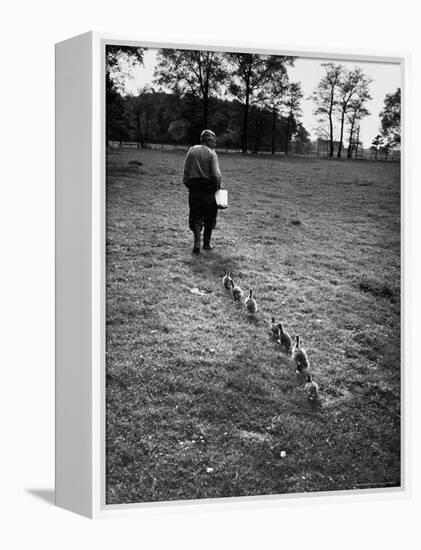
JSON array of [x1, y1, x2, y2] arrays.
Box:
[[183, 129, 222, 254]]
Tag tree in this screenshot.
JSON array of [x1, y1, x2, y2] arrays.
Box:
[[226, 53, 295, 153], [168, 119, 188, 142], [125, 85, 156, 148], [217, 128, 240, 149], [336, 68, 372, 158], [295, 124, 310, 144], [291, 124, 310, 155], [380, 88, 401, 148], [106, 46, 144, 145], [283, 82, 303, 155], [346, 95, 370, 159], [153, 49, 227, 128], [314, 126, 331, 156], [352, 125, 363, 159], [312, 63, 344, 157], [381, 138, 392, 160], [106, 46, 144, 94], [259, 72, 289, 154], [371, 134, 383, 160]]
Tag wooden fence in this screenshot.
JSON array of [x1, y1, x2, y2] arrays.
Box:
[[108, 141, 400, 162]]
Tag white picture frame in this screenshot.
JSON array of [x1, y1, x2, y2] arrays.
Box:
[[55, 31, 409, 519]]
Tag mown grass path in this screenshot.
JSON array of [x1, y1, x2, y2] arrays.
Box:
[[106, 149, 400, 504]]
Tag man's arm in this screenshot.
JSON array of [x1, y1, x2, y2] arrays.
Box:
[[210, 151, 222, 190], [183, 150, 192, 188]]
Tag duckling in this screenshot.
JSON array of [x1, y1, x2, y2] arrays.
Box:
[[304, 373, 319, 402], [222, 269, 233, 291], [291, 335, 310, 373], [230, 279, 244, 303], [245, 289, 258, 314], [276, 323, 292, 354], [270, 317, 281, 340]]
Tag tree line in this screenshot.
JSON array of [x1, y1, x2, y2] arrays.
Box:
[[312, 62, 400, 160], [106, 46, 308, 154], [106, 46, 400, 159], [312, 63, 372, 159]]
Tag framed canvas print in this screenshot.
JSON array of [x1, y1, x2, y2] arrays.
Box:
[[55, 32, 407, 518]]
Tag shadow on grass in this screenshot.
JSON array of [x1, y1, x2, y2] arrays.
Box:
[[184, 250, 240, 279], [244, 314, 260, 326]]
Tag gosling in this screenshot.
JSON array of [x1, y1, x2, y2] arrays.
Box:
[[222, 269, 233, 291], [245, 289, 258, 314], [304, 374, 319, 402], [291, 335, 310, 373], [276, 323, 292, 354], [270, 317, 280, 340], [230, 279, 244, 303]]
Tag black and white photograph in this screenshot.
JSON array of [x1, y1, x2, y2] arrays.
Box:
[[105, 43, 401, 505], [6, 0, 421, 543]]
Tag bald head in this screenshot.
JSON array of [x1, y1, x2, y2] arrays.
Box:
[[200, 129, 216, 149]]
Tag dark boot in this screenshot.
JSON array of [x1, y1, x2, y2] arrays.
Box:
[[192, 224, 201, 254], [203, 227, 214, 250]]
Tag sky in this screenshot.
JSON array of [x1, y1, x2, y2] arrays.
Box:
[[123, 49, 401, 148]]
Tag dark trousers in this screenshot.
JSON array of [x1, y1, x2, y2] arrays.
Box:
[[187, 178, 218, 245]]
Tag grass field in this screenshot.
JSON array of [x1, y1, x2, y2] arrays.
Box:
[[105, 148, 400, 504]]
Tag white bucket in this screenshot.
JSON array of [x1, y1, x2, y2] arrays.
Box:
[[215, 189, 228, 209]]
